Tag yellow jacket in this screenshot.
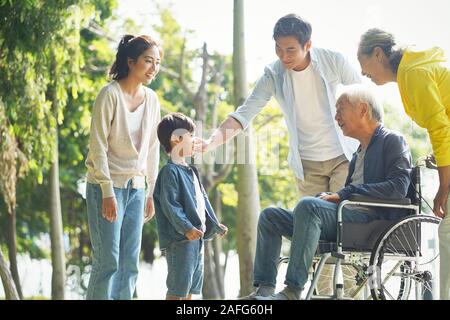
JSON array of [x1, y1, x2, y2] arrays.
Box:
[[397, 47, 450, 166]]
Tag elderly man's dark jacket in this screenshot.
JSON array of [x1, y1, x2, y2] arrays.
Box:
[[337, 125, 412, 220]]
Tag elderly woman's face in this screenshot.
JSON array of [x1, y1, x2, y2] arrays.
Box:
[[357, 49, 391, 85]]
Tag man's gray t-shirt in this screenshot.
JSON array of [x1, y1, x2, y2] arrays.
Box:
[[351, 146, 366, 185], [348, 147, 375, 214]]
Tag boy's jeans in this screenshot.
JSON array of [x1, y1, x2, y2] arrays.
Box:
[[253, 196, 380, 290], [86, 181, 145, 300], [439, 193, 450, 300], [165, 239, 204, 298]]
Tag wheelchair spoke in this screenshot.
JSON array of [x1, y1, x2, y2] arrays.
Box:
[[392, 232, 410, 256], [406, 222, 421, 253], [399, 225, 418, 254], [380, 284, 396, 300]]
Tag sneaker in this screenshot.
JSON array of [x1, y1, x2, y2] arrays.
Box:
[[237, 286, 274, 300], [255, 286, 301, 300]]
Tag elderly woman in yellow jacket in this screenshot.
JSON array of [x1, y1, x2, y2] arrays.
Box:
[[357, 28, 450, 299]]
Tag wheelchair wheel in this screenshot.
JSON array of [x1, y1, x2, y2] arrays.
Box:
[[369, 215, 440, 300], [277, 257, 372, 299], [312, 260, 373, 299]]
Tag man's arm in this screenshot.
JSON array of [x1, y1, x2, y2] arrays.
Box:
[[335, 52, 362, 85], [200, 66, 276, 152], [201, 116, 243, 152]]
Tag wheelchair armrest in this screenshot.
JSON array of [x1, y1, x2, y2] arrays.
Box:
[[347, 194, 411, 205]]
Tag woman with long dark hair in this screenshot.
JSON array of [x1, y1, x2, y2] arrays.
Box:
[[85, 35, 162, 299]]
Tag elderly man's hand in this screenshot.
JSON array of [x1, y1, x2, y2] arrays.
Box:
[[319, 192, 341, 203]]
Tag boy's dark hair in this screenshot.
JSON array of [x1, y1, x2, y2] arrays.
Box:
[[157, 112, 196, 153], [273, 14, 312, 47]]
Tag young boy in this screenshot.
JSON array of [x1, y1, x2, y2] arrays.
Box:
[[153, 112, 228, 300]]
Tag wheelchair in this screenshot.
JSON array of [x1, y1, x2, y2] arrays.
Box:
[[277, 155, 441, 300]]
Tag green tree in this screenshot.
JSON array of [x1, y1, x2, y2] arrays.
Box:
[[233, 0, 261, 297], [0, 0, 117, 299]]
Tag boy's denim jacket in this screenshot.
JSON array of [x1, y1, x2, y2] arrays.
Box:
[[153, 159, 225, 250]]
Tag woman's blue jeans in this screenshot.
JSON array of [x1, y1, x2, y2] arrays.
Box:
[[86, 181, 145, 300]]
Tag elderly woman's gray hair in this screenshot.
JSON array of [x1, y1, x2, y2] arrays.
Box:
[[340, 84, 384, 122]]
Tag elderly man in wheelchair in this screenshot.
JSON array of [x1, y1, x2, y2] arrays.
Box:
[[245, 84, 441, 300]]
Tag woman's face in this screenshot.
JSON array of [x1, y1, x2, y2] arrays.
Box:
[[128, 46, 161, 84], [357, 48, 392, 85]]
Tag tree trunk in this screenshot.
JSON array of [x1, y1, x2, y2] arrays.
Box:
[[212, 188, 225, 299], [202, 241, 221, 299], [0, 248, 19, 300], [233, 0, 260, 297], [49, 132, 66, 300], [47, 82, 66, 299], [6, 209, 23, 299]]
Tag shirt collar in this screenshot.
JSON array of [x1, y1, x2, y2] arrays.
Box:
[[168, 158, 192, 172]]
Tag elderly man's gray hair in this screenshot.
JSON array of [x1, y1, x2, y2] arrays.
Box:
[[340, 84, 384, 122]]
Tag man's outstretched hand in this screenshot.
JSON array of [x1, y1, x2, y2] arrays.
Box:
[[193, 137, 211, 154]]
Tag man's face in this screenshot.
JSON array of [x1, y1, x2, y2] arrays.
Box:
[[335, 95, 360, 138], [275, 36, 311, 71]]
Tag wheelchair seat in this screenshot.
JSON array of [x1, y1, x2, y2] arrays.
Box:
[[316, 193, 413, 255], [316, 219, 398, 254]]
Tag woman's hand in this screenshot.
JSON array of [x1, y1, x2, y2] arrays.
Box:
[[433, 186, 449, 219], [435, 166, 450, 219], [144, 197, 155, 223], [102, 197, 118, 222]]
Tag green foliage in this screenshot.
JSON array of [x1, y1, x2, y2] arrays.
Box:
[[383, 103, 432, 163], [0, 0, 117, 268], [253, 99, 297, 209]]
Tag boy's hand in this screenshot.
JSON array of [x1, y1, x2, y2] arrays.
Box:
[[218, 224, 228, 237], [144, 197, 155, 223], [185, 227, 204, 240]]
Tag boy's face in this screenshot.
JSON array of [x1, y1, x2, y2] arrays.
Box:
[[171, 129, 195, 157]]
